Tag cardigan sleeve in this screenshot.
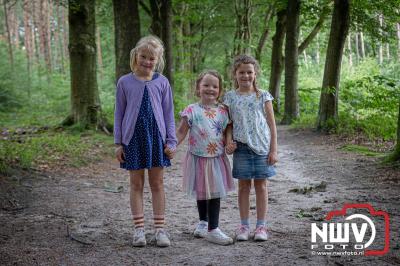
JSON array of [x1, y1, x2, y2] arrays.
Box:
[[161, 81, 178, 150], [114, 80, 126, 144]]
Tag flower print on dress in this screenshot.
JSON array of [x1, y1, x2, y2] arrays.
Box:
[[188, 135, 197, 147], [206, 142, 218, 155], [218, 106, 228, 115], [204, 109, 217, 119], [210, 119, 224, 136], [199, 128, 209, 140]]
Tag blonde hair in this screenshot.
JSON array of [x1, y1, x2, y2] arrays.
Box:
[[195, 70, 224, 101], [231, 54, 261, 97], [130, 35, 165, 73]]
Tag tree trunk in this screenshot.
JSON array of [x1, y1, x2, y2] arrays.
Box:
[[23, 0, 33, 94], [354, 31, 360, 63], [67, 0, 105, 129], [161, 0, 173, 86], [96, 26, 103, 81], [317, 0, 350, 131], [378, 14, 383, 64], [386, 43, 390, 61], [56, 1, 65, 73], [347, 33, 352, 67], [39, 0, 52, 74], [282, 0, 300, 125], [268, 9, 286, 114], [316, 33, 320, 64], [233, 0, 252, 56], [255, 4, 274, 65], [360, 31, 365, 59], [113, 0, 140, 81], [3, 0, 14, 69], [397, 23, 400, 62], [62, 3, 69, 61]]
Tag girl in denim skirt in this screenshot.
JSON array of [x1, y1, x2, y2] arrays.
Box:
[[223, 55, 278, 242]]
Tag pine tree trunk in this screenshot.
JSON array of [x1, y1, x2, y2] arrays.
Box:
[[386, 43, 390, 61], [23, 0, 33, 94], [113, 0, 140, 81], [268, 9, 286, 114], [317, 0, 350, 131], [282, 0, 300, 125], [397, 23, 400, 62], [3, 1, 14, 69], [55, 0, 65, 73], [354, 31, 360, 63], [39, 0, 52, 74], [316, 33, 320, 64], [67, 0, 105, 129], [62, 4, 68, 61]]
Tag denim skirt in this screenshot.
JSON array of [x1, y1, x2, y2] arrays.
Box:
[[232, 142, 276, 179]]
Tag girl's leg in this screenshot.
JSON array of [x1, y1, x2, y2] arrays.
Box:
[[129, 170, 145, 229], [197, 200, 208, 222], [207, 198, 221, 230], [148, 167, 165, 230], [238, 179, 252, 225], [254, 179, 268, 226]]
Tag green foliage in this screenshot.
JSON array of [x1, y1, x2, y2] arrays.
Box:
[[340, 144, 384, 157], [339, 74, 399, 140], [0, 130, 113, 174]]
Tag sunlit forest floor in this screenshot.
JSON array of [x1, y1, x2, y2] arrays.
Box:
[[0, 126, 399, 265]]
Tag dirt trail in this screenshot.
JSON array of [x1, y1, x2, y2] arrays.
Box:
[[1, 126, 399, 265]]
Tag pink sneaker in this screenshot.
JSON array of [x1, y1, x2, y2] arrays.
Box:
[[236, 225, 250, 241], [254, 225, 269, 241]]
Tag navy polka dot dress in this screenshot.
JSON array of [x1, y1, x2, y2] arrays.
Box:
[[121, 85, 171, 170]]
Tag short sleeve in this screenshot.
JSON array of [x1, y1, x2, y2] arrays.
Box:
[[261, 91, 274, 103], [221, 91, 232, 107], [180, 105, 194, 127]]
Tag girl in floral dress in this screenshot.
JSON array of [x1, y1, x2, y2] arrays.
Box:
[[176, 70, 236, 245]]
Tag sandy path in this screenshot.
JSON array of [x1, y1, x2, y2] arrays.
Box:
[[1, 126, 399, 265]]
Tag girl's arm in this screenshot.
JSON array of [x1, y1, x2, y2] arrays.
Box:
[[265, 101, 278, 165], [176, 117, 190, 146], [225, 123, 236, 154]]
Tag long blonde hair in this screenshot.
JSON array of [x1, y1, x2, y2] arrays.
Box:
[[195, 70, 224, 101], [130, 35, 165, 73], [231, 54, 261, 98]]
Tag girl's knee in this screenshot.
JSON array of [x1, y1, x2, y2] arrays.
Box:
[[149, 178, 164, 192], [238, 180, 251, 193], [254, 180, 267, 193], [130, 175, 144, 190]]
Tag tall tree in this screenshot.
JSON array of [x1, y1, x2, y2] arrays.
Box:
[[268, 8, 286, 114], [65, 0, 107, 130], [282, 0, 300, 124], [317, 0, 350, 131], [3, 0, 15, 69], [23, 0, 34, 91], [397, 23, 400, 61], [233, 0, 252, 55], [255, 3, 275, 64], [113, 0, 140, 81], [149, 0, 173, 85]]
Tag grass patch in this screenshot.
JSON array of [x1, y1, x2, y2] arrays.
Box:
[[340, 144, 384, 157], [0, 129, 114, 175]]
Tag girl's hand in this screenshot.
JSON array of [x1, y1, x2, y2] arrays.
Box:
[[164, 145, 175, 159], [115, 145, 125, 163], [268, 151, 278, 165], [225, 141, 237, 155]]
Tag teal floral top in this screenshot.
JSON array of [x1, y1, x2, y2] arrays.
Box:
[[222, 90, 274, 155], [180, 103, 230, 157]]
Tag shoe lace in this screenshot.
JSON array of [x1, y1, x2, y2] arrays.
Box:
[[133, 228, 145, 240], [237, 225, 249, 234], [255, 225, 267, 234]]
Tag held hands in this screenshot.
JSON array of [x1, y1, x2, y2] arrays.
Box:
[[225, 141, 237, 155], [268, 151, 278, 165], [115, 145, 125, 163], [164, 145, 176, 159]]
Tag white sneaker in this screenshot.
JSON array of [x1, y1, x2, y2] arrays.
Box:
[[132, 228, 146, 247], [205, 228, 233, 245], [193, 220, 208, 238], [254, 225, 269, 241], [236, 225, 250, 241], [155, 229, 171, 247]]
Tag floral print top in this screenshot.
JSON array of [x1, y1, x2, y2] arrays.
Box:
[[222, 90, 274, 155], [180, 103, 230, 157]]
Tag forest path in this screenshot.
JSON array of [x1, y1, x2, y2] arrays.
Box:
[[1, 126, 399, 265]]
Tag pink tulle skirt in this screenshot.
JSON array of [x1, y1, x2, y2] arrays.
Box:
[[182, 152, 235, 200]]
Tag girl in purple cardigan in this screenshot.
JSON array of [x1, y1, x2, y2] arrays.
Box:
[[114, 35, 177, 247]]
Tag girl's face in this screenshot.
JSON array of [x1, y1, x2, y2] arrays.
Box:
[[135, 48, 158, 77], [235, 63, 256, 90], [198, 74, 220, 104]]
